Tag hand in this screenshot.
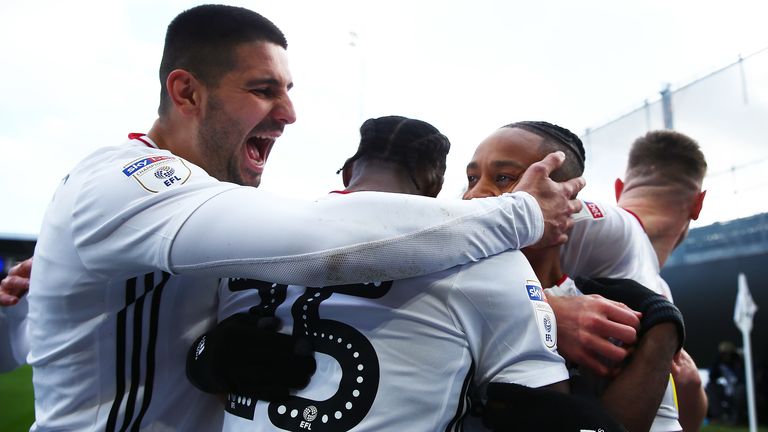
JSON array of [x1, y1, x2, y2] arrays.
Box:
[[0, 258, 32, 306], [513, 151, 585, 248], [548, 294, 641, 376], [187, 313, 316, 401], [671, 348, 708, 432], [575, 277, 685, 350], [671, 348, 702, 389]]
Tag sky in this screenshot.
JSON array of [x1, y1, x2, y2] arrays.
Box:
[[1, 0, 767, 236]]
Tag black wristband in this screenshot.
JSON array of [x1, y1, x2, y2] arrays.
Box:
[[638, 296, 686, 351]]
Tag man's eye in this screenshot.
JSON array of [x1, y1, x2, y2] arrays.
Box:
[[251, 88, 274, 97], [496, 175, 517, 184], [467, 175, 478, 185]]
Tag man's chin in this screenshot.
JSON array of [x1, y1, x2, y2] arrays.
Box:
[[245, 172, 263, 188]]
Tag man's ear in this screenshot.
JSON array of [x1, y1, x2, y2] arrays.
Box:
[[690, 190, 706, 220], [166, 69, 204, 117], [424, 175, 444, 198], [614, 178, 625, 203]]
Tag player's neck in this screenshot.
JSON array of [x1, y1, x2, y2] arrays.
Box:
[[146, 118, 170, 151], [147, 114, 205, 169], [346, 169, 424, 196], [522, 247, 564, 288], [618, 193, 690, 267]]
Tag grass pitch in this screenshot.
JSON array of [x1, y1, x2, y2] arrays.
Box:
[[0, 365, 34, 431]]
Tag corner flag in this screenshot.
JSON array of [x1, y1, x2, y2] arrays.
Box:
[[734, 273, 758, 333], [734, 272, 759, 431]]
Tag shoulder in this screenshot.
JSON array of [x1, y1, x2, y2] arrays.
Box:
[[449, 251, 543, 315], [568, 199, 640, 244], [457, 250, 538, 288], [572, 199, 630, 225], [71, 141, 227, 211]]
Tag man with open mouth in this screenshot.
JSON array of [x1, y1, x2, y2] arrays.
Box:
[[6, 4, 584, 431]]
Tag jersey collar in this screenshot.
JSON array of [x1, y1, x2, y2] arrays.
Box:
[[128, 133, 159, 149], [620, 207, 647, 232]]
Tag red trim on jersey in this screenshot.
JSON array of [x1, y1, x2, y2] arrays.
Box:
[[329, 190, 354, 194], [555, 274, 569, 287], [128, 133, 154, 149], [621, 207, 647, 232]]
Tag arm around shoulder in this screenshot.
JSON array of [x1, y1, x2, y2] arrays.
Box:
[[169, 189, 545, 286]]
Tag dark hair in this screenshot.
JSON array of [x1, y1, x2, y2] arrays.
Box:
[[503, 121, 585, 181], [627, 130, 707, 188], [338, 116, 451, 192], [158, 4, 287, 115]]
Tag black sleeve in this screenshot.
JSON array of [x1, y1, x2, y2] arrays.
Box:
[[483, 382, 627, 432]]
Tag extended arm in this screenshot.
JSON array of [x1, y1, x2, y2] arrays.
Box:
[[672, 349, 707, 432], [170, 189, 544, 285], [73, 151, 581, 286], [169, 153, 583, 286], [576, 277, 685, 432]]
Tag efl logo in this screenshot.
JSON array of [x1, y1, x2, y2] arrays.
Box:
[[526, 281, 545, 302], [585, 201, 605, 219]]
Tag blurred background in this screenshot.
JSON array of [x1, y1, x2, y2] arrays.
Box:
[[1, 0, 766, 430]]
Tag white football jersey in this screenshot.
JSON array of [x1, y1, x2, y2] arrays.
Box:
[[0, 295, 29, 372], [560, 200, 680, 431], [218, 250, 568, 432], [28, 135, 546, 431]]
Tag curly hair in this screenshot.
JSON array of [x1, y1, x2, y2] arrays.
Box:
[[338, 116, 451, 192], [503, 121, 585, 181]]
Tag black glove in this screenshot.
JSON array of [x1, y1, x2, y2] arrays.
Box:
[[186, 313, 316, 401], [575, 277, 685, 351]]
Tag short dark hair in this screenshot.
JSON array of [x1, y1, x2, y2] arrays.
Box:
[[158, 4, 287, 115], [627, 130, 707, 189], [503, 121, 585, 182], [338, 116, 451, 192]]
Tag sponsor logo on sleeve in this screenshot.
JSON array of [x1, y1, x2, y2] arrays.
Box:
[[122, 156, 174, 176], [572, 200, 607, 222], [526, 280, 545, 302], [526, 280, 557, 349], [584, 201, 605, 219], [122, 155, 191, 193]]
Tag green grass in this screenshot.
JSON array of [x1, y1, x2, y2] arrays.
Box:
[[703, 425, 768, 432], [1, 365, 766, 432], [0, 365, 34, 432]]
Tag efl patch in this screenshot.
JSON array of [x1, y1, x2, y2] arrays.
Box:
[[122, 155, 191, 193], [534, 302, 557, 350], [525, 280, 556, 349]]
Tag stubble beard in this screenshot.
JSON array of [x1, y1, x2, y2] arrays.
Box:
[[197, 96, 250, 187]]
